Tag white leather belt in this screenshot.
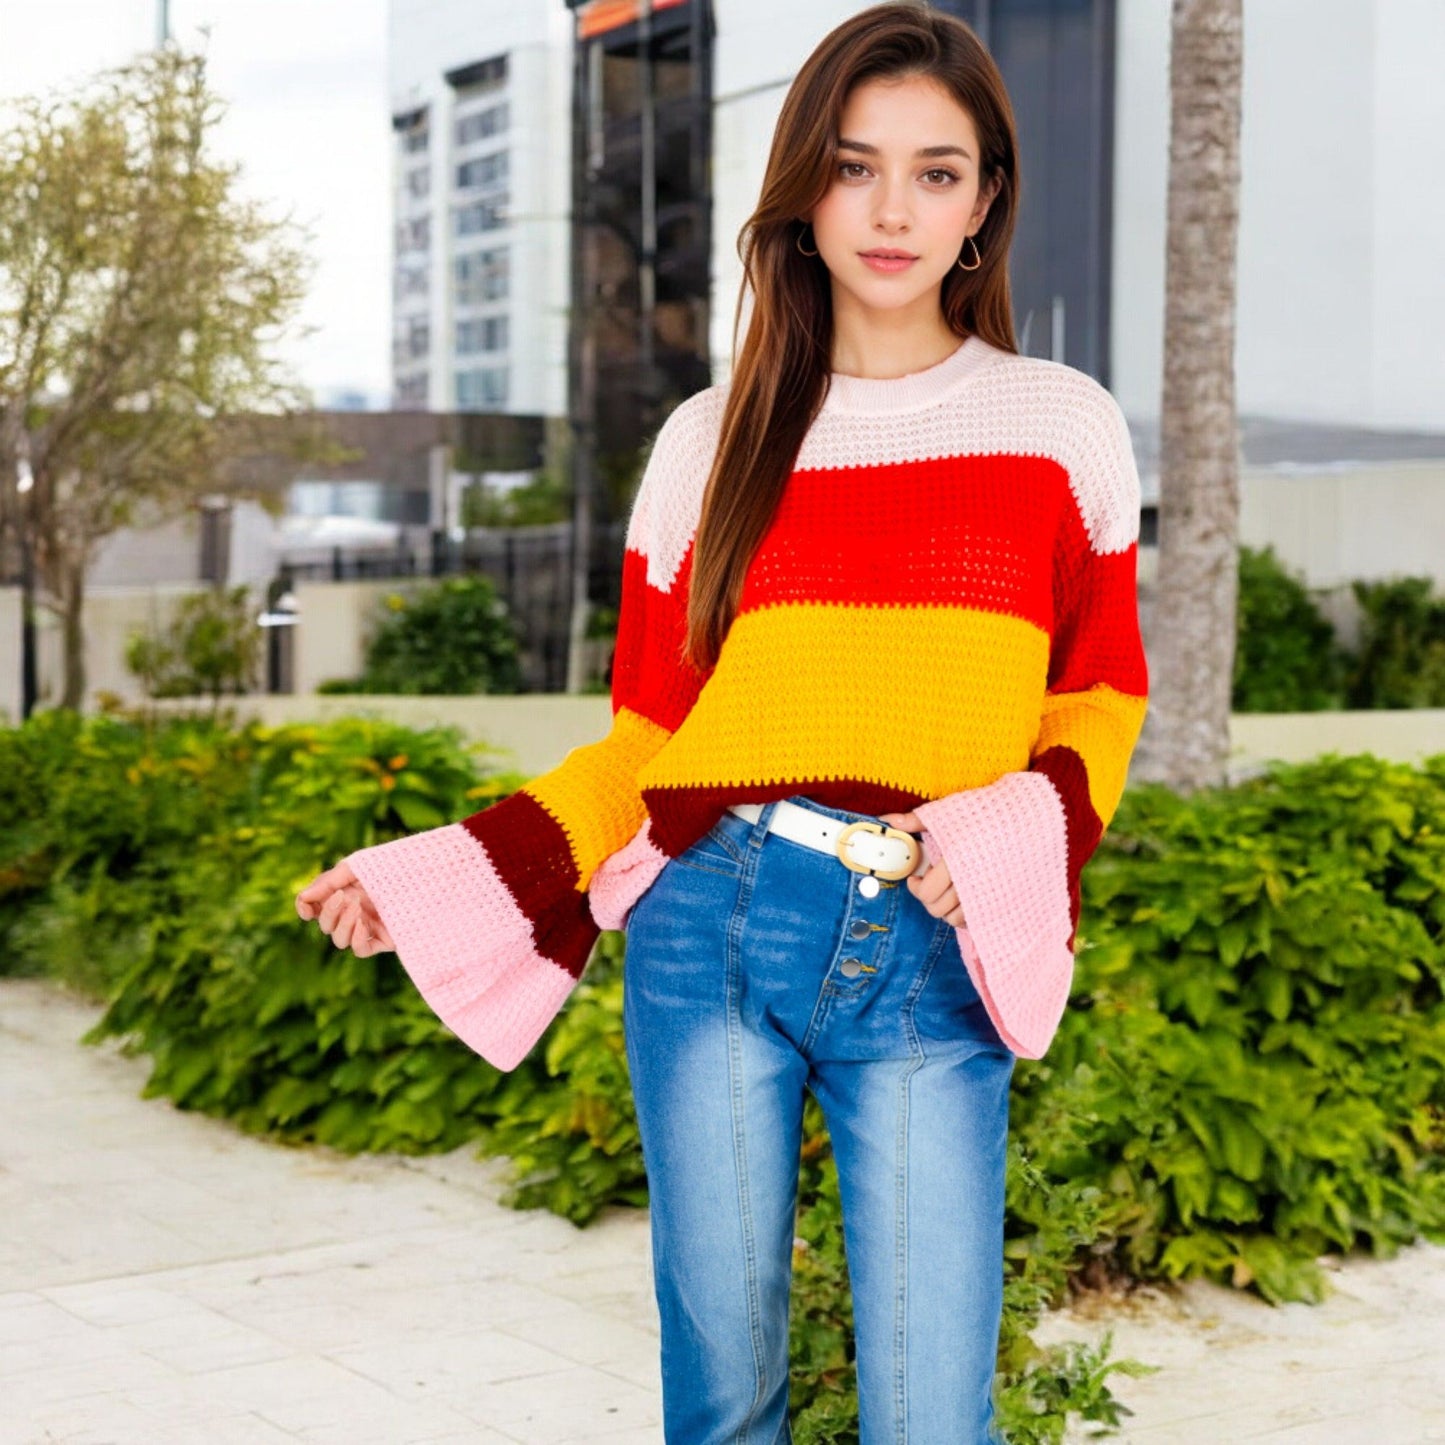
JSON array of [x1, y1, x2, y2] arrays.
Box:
[[726, 799, 925, 882]]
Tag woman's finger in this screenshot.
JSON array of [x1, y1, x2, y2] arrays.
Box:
[[365, 911, 395, 953], [358, 901, 394, 953], [318, 886, 354, 935], [909, 864, 946, 907], [908, 869, 966, 929], [355, 913, 392, 957], [296, 860, 358, 920], [333, 894, 360, 951]]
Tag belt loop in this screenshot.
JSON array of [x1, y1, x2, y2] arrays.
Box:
[[752, 799, 780, 848]]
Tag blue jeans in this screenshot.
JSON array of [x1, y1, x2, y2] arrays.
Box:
[[623, 794, 1016, 1444]]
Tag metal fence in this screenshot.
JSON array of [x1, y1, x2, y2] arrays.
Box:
[[275, 520, 628, 694]]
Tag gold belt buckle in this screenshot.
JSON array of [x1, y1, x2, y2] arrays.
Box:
[[834, 820, 922, 882]]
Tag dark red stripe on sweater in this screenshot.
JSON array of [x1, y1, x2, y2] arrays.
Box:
[[461, 790, 599, 981], [641, 778, 943, 862], [1028, 745, 1102, 943]]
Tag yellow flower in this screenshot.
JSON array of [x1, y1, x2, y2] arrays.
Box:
[[388, 753, 409, 771]]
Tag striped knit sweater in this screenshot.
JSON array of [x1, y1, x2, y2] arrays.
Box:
[[344, 333, 1149, 1071]]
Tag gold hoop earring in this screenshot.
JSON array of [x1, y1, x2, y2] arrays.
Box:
[[956, 235, 982, 271], [796, 224, 818, 257]]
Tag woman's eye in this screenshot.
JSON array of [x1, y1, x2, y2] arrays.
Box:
[[836, 162, 960, 185]]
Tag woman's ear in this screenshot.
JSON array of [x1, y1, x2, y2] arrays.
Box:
[[970, 173, 1002, 233]]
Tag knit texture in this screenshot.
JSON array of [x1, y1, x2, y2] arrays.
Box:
[[345, 333, 1149, 1070]]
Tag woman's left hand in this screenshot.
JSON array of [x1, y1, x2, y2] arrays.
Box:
[[877, 811, 967, 929]]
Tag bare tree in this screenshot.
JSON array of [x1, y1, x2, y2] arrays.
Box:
[[1133, 0, 1245, 791], [0, 45, 320, 709]]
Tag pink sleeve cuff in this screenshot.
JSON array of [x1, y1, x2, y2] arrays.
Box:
[[587, 817, 670, 931], [344, 823, 581, 1073], [912, 772, 1076, 1059]]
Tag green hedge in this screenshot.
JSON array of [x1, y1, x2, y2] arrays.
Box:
[[3, 707, 1443, 1442], [318, 575, 524, 695], [1234, 546, 1445, 711], [1023, 753, 1445, 1304]]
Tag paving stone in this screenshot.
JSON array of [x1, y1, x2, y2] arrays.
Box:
[[6, 975, 1445, 1443]]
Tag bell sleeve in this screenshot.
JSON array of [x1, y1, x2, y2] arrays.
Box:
[[911, 381, 1150, 1060], [342, 395, 711, 1071]]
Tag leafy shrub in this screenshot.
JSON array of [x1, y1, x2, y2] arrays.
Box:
[[1346, 577, 1445, 709], [6, 713, 1445, 1440], [124, 584, 262, 704], [1231, 549, 1445, 712], [458, 467, 570, 527], [1013, 752, 1445, 1307], [328, 576, 524, 695], [1232, 545, 1346, 711]]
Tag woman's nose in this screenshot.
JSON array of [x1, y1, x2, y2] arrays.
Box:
[[872, 179, 913, 230]]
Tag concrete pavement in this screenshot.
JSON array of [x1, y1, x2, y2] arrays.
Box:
[[3, 976, 1444, 1444]]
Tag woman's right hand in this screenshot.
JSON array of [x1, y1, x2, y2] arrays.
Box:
[[296, 860, 396, 957]]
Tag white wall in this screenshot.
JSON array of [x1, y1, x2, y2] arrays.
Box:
[[87, 513, 202, 587], [0, 587, 20, 726], [1113, 0, 1445, 431], [292, 579, 401, 694], [1239, 459, 1445, 590]]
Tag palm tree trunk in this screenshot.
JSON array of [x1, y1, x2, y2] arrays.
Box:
[[1132, 0, 1245, 793]]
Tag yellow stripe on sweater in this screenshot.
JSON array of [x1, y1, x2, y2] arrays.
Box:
[[636, 602, 1051, 799], [523, 704, 672, 885], [1033, 684, 1148, 826]]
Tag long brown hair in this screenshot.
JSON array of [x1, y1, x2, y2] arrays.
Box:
[[682, 0, 1021, 673]]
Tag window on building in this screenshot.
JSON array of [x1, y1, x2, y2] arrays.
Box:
[[455, 101, 509, 146], [455, 196, 508, 236], [396, 214, 431, 253], [456, 150, 508, 190], [455, 367, 508, 409], [454, 247, 509, 305], [392, 316, 430, 368], [394, 264, 429, 302], [394, 373, 429, 407], [394, 106, 429, 154], [456, 316, 508, 355], [445, 54, 507, 92]]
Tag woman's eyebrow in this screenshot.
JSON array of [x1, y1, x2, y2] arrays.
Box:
[[836, 138, 972, 161]]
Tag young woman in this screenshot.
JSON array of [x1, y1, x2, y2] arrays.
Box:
[[297, 4, 1148, 1440]]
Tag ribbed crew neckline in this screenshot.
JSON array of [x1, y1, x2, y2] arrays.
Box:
[[820, 333, 999, 417]]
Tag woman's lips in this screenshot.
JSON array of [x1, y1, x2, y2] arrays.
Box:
[[860, 253, 918, 273]]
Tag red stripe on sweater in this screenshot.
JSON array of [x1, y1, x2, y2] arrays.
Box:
[[740, 453, 1069, 630], [1050, 509, 1147, 696], [1028, 745, 1102, 942], [612, 542, 709, 732]]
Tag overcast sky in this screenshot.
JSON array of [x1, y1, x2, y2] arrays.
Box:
[[0, 0, 392, 406]]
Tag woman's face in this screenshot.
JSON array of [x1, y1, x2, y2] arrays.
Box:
[[805, 74, 998, 325]]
